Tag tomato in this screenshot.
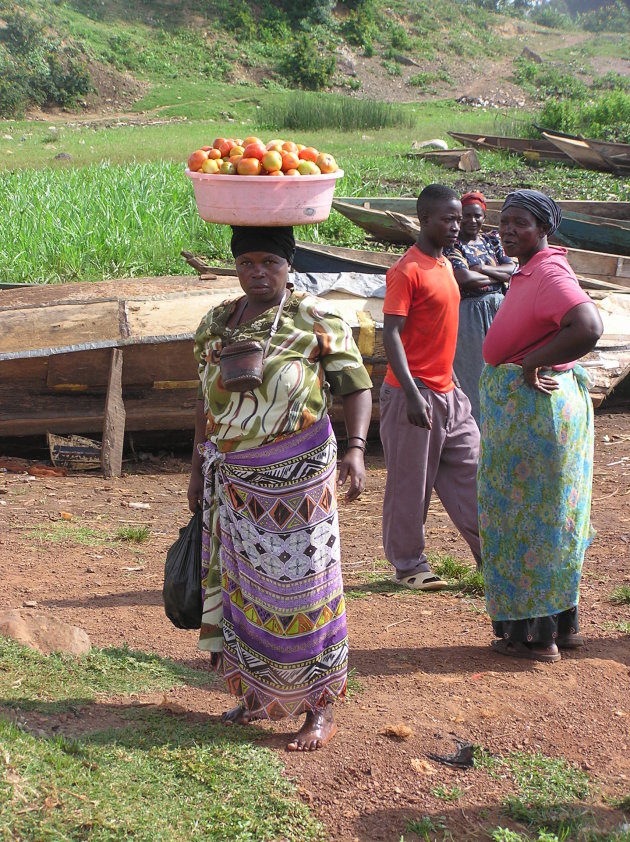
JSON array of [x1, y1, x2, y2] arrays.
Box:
[[242, 142, 266, 161], [297, 160, 321, 175], [284, 169, 300, 176], [236, 157, 262, 175], [281, 151, 300, 172], [188, 149, 209, 172], [315, 152, 337, 173], [298, 147, 319, 163], [281, 141, 299, 154], [212, 137, 227, 150], [242, 136, 263, 147], [218, 160, 237, 175], [201, 157, 220, 174], [218, 139, 236, 157], [229, 145, 245, 158], [262, 150, 283, 172]]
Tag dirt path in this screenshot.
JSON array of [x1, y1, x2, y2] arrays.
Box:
[[1, 408, 629, 840]]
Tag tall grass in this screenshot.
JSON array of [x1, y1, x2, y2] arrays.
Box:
[[258, 93, 416, 132]]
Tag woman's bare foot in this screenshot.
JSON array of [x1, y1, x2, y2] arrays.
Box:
[[287, 705, 337, 751], [221, 704, 252, 726]]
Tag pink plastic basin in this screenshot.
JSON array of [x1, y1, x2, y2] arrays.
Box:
[[186, 169, 344, 226]]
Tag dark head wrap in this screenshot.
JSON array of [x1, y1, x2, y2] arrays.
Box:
[[502, 189, 562, 236], [461, 190, 486, 211], [230, 226, 296, 265]]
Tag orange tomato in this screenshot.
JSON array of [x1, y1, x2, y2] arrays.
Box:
[[201, 145, 213, 151], [237, 157, 262, 175], [281, 141, 298, 153], [281, 151, 300, 172], [229, 145, 245, 158], [212, 137, 227, 150], [207, 148, 222, 160], [296, 144, 306, 152], [267, 169, 284, 176], [242, 136, 263, 147], [188, 149, 209, 172], [230, 154, 243, 168], [298, 147, 319, 163], [315, 152, 337, 173], [297, 160, 321, 175], [284, 169, 300, 176]]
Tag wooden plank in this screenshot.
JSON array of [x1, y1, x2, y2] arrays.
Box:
[[101, 348, 125, 478]]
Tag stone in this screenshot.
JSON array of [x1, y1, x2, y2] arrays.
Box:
[[0, 610, 91, 656]]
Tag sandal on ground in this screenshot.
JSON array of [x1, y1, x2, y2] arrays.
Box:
[[556, 633, 585, 649], [491, 638, 561, 663], [392, 571, 447, 591]]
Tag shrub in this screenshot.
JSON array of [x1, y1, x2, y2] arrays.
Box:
[[535, 90, 630, 143], [529, 5, 572, 28], [513, 57, 588, 101], [342, 9, 377, 47], [579, 0, 630, 32], [280, 35, 336, 90]]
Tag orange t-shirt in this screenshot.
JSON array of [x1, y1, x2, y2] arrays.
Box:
[[383, 245, 460, 393]]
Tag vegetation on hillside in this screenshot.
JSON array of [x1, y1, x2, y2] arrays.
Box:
[[0, 0, 627, 129]]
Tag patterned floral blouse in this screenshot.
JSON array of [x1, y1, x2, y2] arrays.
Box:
[[445, 231, 512, 297], [194, 290, 373, 453]]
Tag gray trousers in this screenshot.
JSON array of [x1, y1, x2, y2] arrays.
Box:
[[379, 381, 482, 577]]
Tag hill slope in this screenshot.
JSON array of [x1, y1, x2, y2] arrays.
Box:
[[0, 0, 628, 120]]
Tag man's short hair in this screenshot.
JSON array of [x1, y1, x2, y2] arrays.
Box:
[[416, 184, 460, 219]]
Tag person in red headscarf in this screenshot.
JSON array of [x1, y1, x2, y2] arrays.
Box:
[[444, 191, 515, 425]]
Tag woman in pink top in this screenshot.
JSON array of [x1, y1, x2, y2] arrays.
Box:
[[478, 190, 603, 663]]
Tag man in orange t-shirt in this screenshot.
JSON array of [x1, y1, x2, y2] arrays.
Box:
[[380, 184, 481, 590]]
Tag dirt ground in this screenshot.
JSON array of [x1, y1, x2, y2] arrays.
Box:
[[1, 402, 629, 841]]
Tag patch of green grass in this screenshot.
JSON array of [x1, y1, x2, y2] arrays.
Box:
[[0, 638, 214, 710], [609, 585, 630, 605], [258, 92, 415, 132], [480, 749, 592, 836], [405, 814, 449, 839], [430, 785, 462, 802], [115, 525, 150, 543], [346, 667, 364, 696], [28, 521, 109, 546], [0, 714, 324, 841], [430, 554, 485, 596], [602, 621, 630, 634]]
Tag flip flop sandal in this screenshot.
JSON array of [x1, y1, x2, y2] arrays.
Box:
[[392, 571, 447, 591], [491, 638, 561, 663], [556, 633, 585, 649]]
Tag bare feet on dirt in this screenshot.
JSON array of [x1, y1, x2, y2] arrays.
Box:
[[287, 705, 337, 752]]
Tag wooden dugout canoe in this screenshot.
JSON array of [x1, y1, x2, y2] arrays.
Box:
[[0, 276, 628, 456], [540, 129, 630, 175], [448, 131, 572, 164]]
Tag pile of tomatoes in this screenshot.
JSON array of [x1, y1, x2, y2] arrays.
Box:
[[187, 136, 338, 176]]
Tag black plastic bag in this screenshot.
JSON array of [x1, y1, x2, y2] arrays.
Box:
[[162, 510, 203, 629]]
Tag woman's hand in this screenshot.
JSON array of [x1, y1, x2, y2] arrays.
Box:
[[522, 363, 559, 395], [187, 471, 204, 513], [337, 449, 366, 502]]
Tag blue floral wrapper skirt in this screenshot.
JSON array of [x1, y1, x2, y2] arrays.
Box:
[[478, 364, 594, 640]]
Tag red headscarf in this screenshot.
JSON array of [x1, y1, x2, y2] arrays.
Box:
[[461, 191, 487, 211]]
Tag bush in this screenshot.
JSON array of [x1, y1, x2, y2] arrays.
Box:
[[579, 0, 629, 32], [513, 57, 588, 101], [258, 92, 415, 132], [280, 35, 336, 90], [342, 8, 377, 47], [535, 90, 630, 143], [529, 5, 572, 28], [0, 8, 92, 115]]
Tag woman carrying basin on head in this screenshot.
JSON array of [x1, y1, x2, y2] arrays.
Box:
[[444, 191, 515, 426], [478, 189, 603, 664], [187, 225, 372, 750]]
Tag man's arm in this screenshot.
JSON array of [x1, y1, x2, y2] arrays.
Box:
[[383, 314, 432, 429]]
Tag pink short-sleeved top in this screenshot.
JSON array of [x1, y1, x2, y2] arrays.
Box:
[[482, 246, 591, 370]]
